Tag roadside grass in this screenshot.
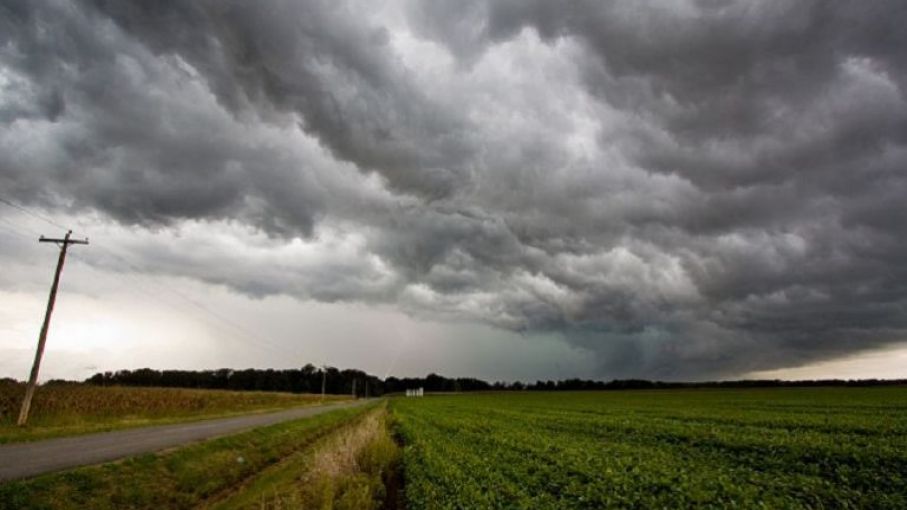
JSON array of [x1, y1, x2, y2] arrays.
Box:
[[0, 403, 375, 510], [210, 402, 402, 510], [0, 382, 347, 443]]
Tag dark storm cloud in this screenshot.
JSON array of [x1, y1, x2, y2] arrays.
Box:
[[2, 0, 906, 379], [90, 0, 477, 199]]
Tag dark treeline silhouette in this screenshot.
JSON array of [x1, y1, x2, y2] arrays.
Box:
[[84, 367, 496, 396], [82, 367, 907, 396], [85, 365, 383, 397], [384, 374, 492, 393]]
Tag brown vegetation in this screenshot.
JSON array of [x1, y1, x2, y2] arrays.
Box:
[[246, 405, 402, 510], [0, 381, 345, 442]]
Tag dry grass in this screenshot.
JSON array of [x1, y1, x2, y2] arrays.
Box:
[[244, 405, 402, 510], [0, 381, 346, 443], [306, 409, 385, 481]]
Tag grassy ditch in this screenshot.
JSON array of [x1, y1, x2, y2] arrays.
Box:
[[0, 383, 347, 443], [0, 404, 373, 510], [210, 403, 402, 510]]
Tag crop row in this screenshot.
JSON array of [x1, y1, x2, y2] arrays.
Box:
[[391, 388, 907, 509]]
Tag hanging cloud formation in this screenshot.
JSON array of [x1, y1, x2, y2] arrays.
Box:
[[1, 0, 906, 379]]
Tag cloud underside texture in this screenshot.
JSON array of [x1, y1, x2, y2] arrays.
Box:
[[2, 0, 906, 378]]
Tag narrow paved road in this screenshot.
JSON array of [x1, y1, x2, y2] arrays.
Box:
[[0, 399, 371, 482]]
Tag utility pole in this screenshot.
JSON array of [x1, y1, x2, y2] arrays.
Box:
[[321, 366, 327, 402], [18, 230, 88, 426], [352, 379, 357, 399]]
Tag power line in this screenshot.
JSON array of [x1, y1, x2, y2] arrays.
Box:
[[66, 250, 303, 359], [0, 196, 308, 361], [0, 196, 69, 231], [0, 217, 42, 241]]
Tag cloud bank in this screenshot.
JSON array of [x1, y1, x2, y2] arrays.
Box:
[[2, 0, 906, 378]]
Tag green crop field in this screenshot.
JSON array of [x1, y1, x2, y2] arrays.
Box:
[[3, 386, 906, 509], [391, 388, 907, 509]]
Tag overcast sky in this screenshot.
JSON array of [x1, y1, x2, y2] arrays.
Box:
[[1, 0, 906, 382]]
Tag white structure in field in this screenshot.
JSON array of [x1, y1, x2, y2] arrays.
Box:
[[406, 387, 424, 397]]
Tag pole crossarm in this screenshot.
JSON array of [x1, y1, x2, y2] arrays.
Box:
[[39, 235, 89, 245]]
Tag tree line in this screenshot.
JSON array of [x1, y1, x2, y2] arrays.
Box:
[[81, 366, 907, 396], [85, 365, 383, 397], [83, 367, 498, 396]]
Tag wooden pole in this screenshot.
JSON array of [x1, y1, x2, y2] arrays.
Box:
[[321, 366, 327, 402], [18, 230, 88, 426]]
